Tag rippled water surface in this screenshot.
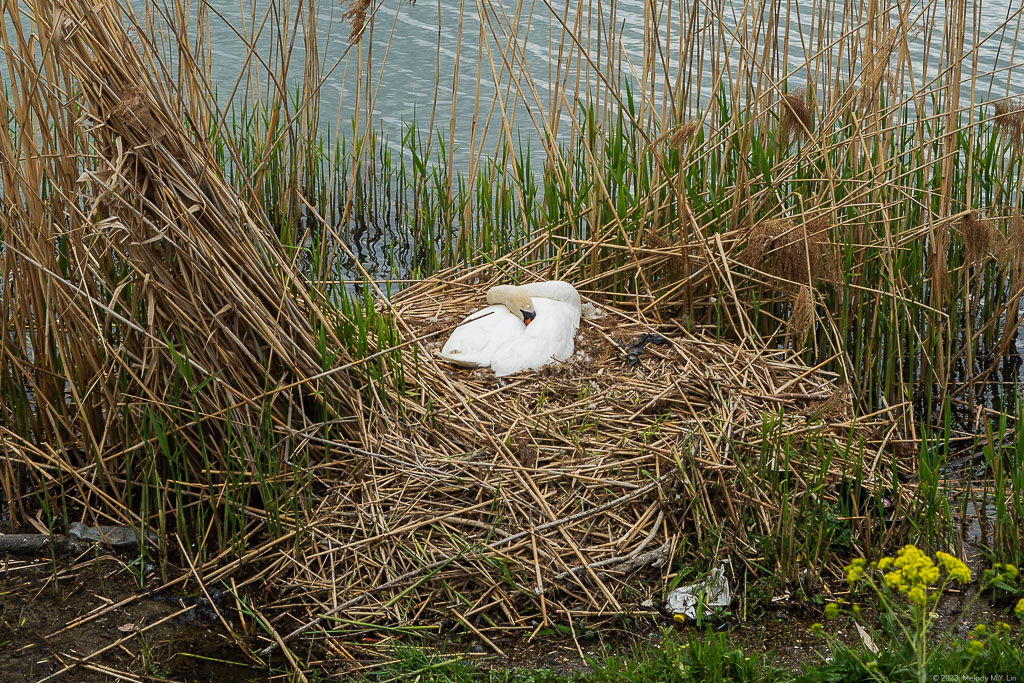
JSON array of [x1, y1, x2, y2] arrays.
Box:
[[123, 0, 1024, 163]]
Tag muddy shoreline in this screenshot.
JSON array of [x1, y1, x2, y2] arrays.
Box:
[[0, 537, 1010, 682]]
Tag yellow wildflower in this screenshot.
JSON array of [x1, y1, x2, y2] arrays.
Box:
[[907, 585, 927, 606], [1015, 598, 1024, 617], [935, 551, 972, 583], [967, 639, 984, 656], [824, 603, 840, 619], [846, 563, 866, 584], [877, 557, 894, 571]]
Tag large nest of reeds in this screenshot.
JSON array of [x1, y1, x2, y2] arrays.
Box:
[[258, 267, 909, 642]]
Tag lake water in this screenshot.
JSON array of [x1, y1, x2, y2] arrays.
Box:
[[122, 0, 1024, 166]]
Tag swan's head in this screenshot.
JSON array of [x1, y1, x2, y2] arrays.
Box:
[[485, 285, 537, 326]]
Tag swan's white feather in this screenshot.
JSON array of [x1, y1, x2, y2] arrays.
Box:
[[438, 305, 526, 368], [439, 284, 581, 376]]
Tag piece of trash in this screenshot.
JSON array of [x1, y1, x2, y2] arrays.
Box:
[[619, 333, 671, 368], [855, 622, 878, 653], [664, 563, 731, 621], [581, 302, 606, 320], [69, 522, 157, 549]]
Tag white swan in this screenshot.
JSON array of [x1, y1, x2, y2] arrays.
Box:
[[439, 281, 581, 376]]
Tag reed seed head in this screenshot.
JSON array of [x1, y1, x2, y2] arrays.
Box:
[[668, 121, 700, 152], [343, 0, 370, 44], [788, 285, 814, 349], [780, 89, 813, 143], [998, 212, 1024, 293], [960, 211, 996, 268], [644, 229, 685, 280], [108, 86, 164, 142], [744, 217, 830, 285], [816, 383, 852, 421], [993, 99, 1024, 145]]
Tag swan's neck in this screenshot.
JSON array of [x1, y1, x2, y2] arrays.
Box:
[[518, 281, 581, 311], [485, 285, 518, 307]]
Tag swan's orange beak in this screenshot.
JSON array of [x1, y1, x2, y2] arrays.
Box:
[[522, 310, 536, 326]]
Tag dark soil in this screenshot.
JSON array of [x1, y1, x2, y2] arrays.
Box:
[[0, 554, 262, 682], [1, 539, 1014, 681]]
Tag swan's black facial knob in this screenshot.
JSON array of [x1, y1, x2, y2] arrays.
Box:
[[522, 310, 536, 326]]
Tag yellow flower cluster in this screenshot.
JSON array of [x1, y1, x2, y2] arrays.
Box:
[[1015, 597, 1024, 617], [881, 546, 942, 605], [934, 551, 972, 584], [995, 563, 1019, 581], [843, 546, 974, 608], [845, 558, 867, 585]]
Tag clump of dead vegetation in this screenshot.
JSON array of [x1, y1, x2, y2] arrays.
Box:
[[779, 89, 814, 142], [252, 265, 906, 656], [993, 98, 1024, 146], [1, 0, 360, 532], [742, 216, 837, 286]]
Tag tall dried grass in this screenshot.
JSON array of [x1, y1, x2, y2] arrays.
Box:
[[2, 0, 1023, 670], [0, 0, 360, 541]]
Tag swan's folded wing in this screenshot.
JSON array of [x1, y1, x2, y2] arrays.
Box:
[[439, 305, 525, 368]]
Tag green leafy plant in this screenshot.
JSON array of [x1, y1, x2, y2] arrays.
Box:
[[816, 545, 1024, 682]]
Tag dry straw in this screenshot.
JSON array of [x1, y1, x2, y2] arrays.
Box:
[[253, 264, 904, 651]]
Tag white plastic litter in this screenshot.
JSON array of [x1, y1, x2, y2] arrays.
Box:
[[664, 563, 731, 620], [69, 522, 157, 549], [581, 302, 607, 320]]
